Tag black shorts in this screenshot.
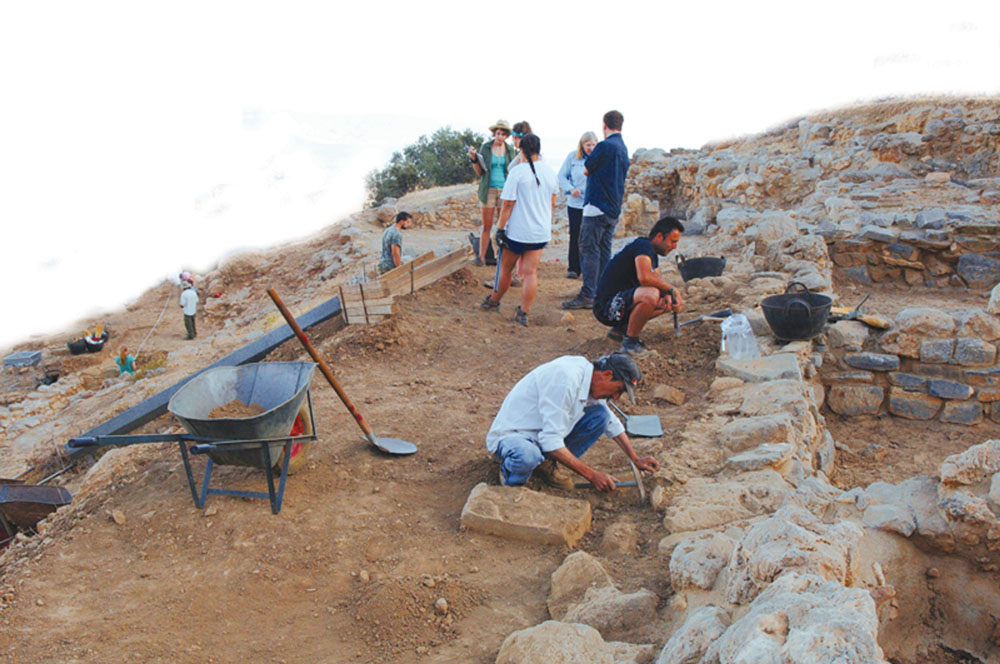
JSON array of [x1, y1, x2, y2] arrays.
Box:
[[593, 288, 636, 328]]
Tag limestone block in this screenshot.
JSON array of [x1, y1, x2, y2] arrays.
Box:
[[940, 401, 983, 425], [824, 371, 874, 384], [717, 354, 801, 383], [740, 380, 813, 420], [495, 621, 614, 664], [938, 440, 1000, 485], [655, 606, 730, 664], [978, 389, 1000, 402], [725, 443, 795, 472], [888, 387, 942, 420], [548, 551, 615, 620], [954, 309, 1000, 342], [965, 368, 1000, 387], [827, 321, 868, 349], [894, 307, 957, 336], [920, 338, 955, 363], [709, 376, 745, 396], [460, 483, 591, 546], [654, 384, 686, 405], [724, 505, 864, 605], [704, 573, 887, 664], [878, 330, 921, 358], [844, 352, 899, 371], [957, 253, 1000, 289], [888, 372, 927, 389], [563, 585, 659, 638], [862, 503, 916, 536], [859, 225, 895, 243], [669, 532, 737, 590], [952, 337, 997, 367], [753, 210, 798, 255], [988, 283, 1000, 315], [662, 471, 792, 534], [926, 379, 975, 400], [717, 413, 795, 452], [826, 385, 884, 416]]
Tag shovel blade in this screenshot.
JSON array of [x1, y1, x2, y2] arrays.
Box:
[[363, 436, 418, 455], [625, 415, 664, 438]]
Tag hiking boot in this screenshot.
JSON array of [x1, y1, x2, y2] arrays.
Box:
[[513, 306, 528, 327], [485, 257, 497, 266], [606, 326, 626, 342], [566, 271, 579, 279], [561, 295, 594, 310], [535, 459, 575, 490], [480, 295, 500, 312], [622, 335, 651, 356]]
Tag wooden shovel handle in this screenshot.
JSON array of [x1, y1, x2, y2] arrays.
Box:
[[267, 288, 374, 437]]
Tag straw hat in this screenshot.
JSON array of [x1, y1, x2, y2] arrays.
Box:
[[489, 119, 511, 133]]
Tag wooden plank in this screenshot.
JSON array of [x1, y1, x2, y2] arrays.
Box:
[[411, 248, 473, 290], [344, 303, 393, 316], [339, 283, 390, 301], [378, 250, 436, 282], [341, 295, 394, 309]]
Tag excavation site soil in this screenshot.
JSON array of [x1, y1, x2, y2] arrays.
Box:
[[0, 261, 724, 664]]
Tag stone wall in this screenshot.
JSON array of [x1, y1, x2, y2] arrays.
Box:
[[821, 307, 1000, 425]]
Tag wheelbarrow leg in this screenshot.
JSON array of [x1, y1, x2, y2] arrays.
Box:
[[178, 441, 208, 508], [261, 441, 293, 515]]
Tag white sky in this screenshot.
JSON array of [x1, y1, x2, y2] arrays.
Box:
[[1, 1, 998, 351]]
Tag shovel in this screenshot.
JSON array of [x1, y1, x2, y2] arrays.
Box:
[[267, 288, 417, 456], [609, 401, 663, 438]]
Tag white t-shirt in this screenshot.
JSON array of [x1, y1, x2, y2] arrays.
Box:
[[499, 160, 558, 243]]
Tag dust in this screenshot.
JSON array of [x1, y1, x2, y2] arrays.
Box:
[[208, 399, 266, 418], [351, 575, 485, 659]]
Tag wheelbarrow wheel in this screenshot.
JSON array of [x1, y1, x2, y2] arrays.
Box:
[[273, 401, 311, 475]]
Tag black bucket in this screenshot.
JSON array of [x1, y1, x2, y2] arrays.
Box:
[[760, 282, 833, 341], [676, 254, 726, 282]]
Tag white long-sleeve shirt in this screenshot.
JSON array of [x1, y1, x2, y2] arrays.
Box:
[[486, 356, 625, 454], [180, 288, 198, 316]]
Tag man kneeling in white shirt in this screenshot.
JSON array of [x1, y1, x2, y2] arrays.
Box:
[[486, 352, 660, 491]]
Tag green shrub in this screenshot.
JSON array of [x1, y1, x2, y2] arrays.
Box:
[[365, 126, 485, 205]]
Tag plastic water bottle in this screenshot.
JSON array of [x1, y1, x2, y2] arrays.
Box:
[[720, 313, 760, 361]]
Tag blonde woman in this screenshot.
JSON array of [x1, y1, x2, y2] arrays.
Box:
[[557, 131, 598, 279]]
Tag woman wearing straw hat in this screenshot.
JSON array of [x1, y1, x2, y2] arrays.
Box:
[[468, 120, 518, 266]]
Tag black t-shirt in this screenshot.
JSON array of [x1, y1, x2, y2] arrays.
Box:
[[596, 237, 659, 301]]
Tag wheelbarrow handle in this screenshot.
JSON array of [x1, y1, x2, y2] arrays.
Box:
[[67, 437, 98, 448]]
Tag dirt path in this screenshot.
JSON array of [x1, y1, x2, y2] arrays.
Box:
[[0, 261, 724, 663]]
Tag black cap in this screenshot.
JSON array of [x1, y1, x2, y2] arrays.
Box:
[[595, 352, 642, 402]]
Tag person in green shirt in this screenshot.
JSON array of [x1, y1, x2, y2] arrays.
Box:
[[468, 120, 518, 266], [115, 347, 136, 376]]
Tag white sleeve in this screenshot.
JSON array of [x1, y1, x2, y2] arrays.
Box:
[[601, 400, 626, 438]]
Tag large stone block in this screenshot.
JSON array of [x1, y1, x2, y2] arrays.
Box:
[[954, 309, 1000, 342], [662, 471, 791, 534], [717, 413, 795, 452], [717, 353, 802, 383], [827, 384, 884, 415], [888, 387, 943, 420], [957, 253, 1000, 288], [888, 372, 927, 389], [940, 401, 984, 426], [655, 606, 730, 664], [844, 352, 900, 371], [925, 377, 974, 399], [827, 320, 869, 349], [965, 368, 1000, 387], [915, 208, 947, 229], [548, 551, 614, 620], [725, 443, 796, 472], [894, 307, 956, 336], [825, 371, 875, 384], [989, 283, 1000, 315], [563, 586, 659, 639], [496, 620, 651, 664], [460, 483, 591, 546], [952, 337, 997, 366], [920, 338, 955, 363], [669, 532, 737, 590], [939, 440, 1000, 485], [978, 389, 1000, 402]]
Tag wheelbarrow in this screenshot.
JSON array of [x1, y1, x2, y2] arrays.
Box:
[[68, 362, 318, 514]]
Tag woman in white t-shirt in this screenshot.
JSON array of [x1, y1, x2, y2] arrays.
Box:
[[480, 134, 558, 327]]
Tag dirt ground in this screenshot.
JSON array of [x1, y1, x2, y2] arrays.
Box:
[[0, 261, 725, 664]]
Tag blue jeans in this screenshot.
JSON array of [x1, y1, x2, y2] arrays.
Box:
[[578, 213, 618, 299], [494, 405, 609, 485]]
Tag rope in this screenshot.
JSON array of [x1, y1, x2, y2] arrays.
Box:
[[134, 287, 174, 358]]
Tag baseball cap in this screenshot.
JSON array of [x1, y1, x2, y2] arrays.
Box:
[[595, 351, 642, 402]]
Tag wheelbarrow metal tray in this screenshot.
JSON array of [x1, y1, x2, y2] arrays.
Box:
[[0, 485, 72, 530], [168, 362, 317, 468]]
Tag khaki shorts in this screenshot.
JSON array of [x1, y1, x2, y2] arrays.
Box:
[[483, 187, 502, 208]]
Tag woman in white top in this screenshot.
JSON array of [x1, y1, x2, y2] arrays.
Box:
[[480, 134, 558, 327]]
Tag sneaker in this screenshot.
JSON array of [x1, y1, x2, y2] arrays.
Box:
[[480, 295, 500, 312], [534, 459, 575, 490], [485, 257, 497, 266], [606, 326, 626, 342], [565, 271, 579, 279], [483, 279, 495, 289], [621, 335, 651, 356], [513, 306, 528, 327], [561, 295, 594, 310]]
